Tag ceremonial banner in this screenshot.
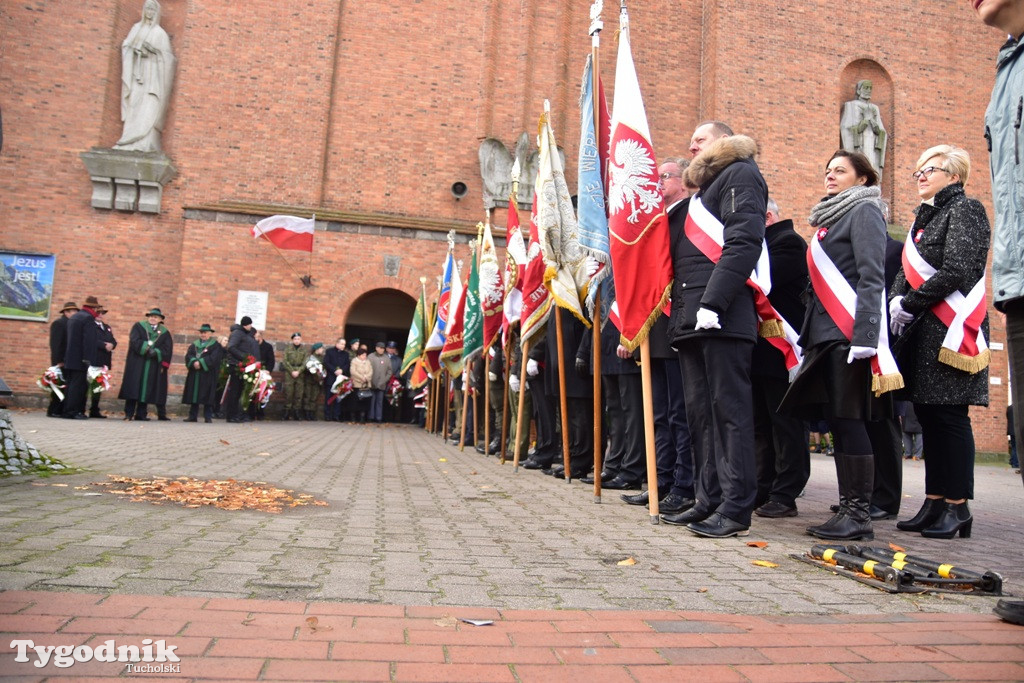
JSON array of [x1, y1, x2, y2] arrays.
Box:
[[463, 241, 484, 362], [440, 268, 468, 375], [401, 285, 428, 375], [424, 247, 457, 377], [537, 105, 589, 327], [502, 195, 527, 338], [519, 193, 553, 348], [479, 220, 504, 350], [252, 215, 315, 252], [605, 7, 673, 350], [577, 54, 612, 320]]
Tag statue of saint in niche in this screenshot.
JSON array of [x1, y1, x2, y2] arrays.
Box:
[[114, 0, 175, 153], [840, 79, 887, 180]]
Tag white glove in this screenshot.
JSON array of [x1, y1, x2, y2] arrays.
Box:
[[509, 375, 521, 393], [488, 347, 496, 358], [889, 296, 914, 325], [694, 307, 721, 330], [461, 370, 469, 384], [488, 371, 498, 382], [847, 345, 878, 363], [526, 358, 539, 376], [585, 256, 601, 278]]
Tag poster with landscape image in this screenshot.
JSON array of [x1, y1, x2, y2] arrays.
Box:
[[0, 252, 55, 322]]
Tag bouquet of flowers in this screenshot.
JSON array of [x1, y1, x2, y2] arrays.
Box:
[[306, 356, 327, 379], [37, 366, 65, 400], [329, 374, 353, 404], [386, 376, 403, 407], [239, 355, 262, 410], [87, 365, 113, 394], [253, 368, 275, 408]]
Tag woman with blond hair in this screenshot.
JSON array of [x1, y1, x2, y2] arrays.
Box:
[[890, 144, 990, 539]]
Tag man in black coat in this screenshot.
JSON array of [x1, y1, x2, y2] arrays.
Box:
[[47, 301, 78, 417], [118, 307, 172, 421], [88, 306, 117, 418], [183, 324, 224, 423], [248, 330, 276, 421], [664, 122, 767, 538], [621, 157, 696, 511], [541, 314, 592, 480], [323, 337, 349, 422], [751, 199, 811, 519], [63, 295, 103, 419], [522, 331, 558, 470], [224, 316, 260, 423]]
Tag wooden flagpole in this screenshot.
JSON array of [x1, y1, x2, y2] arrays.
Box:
[[640, 338, 660, 523], [512, 340, 531, 471], [305, 213, 315, 286], [254, 218, 309, 285], [589, 0, 604, 503], [442, 370, 451, 441], [555, 308, 572, 481]]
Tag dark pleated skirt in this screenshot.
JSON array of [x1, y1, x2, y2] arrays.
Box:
[[780, 340, 892, 422]]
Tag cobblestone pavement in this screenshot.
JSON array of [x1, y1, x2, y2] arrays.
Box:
[[1, 411, 1020, 615]]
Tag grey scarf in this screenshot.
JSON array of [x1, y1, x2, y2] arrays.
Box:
[[807, 185, 882, 228]]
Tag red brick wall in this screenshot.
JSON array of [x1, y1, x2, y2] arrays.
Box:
[[0, 0, 1011, 449]]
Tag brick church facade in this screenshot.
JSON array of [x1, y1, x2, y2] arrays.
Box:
[[0, 1, 1012, 449]]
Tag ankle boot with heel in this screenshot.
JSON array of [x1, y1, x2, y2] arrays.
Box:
[[920, 501, 972, 539], [896, 497, 944, 532]]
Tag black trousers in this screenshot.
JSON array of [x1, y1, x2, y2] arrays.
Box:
[[652, 356, 694, 497], [123, 399, 148, 419], [1005, 299, 1024, 489], [601, 376, 626, 475], [225, 370, 244, 421], [62, 369, 88, 417], [866, 417, 903, 513], [566, 395, 594, 476], [752, 373, 810, 508], [916, 403, 975, 501], [528, 375, 557, 465], [611, 373, 644, 483], [677, 337, 756, 526], [47, 391, 64, 416]]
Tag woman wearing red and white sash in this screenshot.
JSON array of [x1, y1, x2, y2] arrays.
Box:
[[890, 145, 990, 540], [781, 150, 901, 542]]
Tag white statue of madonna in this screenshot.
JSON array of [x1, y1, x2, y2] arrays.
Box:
[[114, 0, 175, 153]]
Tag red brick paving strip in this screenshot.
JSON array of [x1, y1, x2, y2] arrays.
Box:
[[1, 590, 1023, 681]]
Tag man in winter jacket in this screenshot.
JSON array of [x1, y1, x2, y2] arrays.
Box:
[[47, 301, 78, 417], [664, 121, 768, 538], [63, 295, 103, 419], [224, 316, 259, 423]]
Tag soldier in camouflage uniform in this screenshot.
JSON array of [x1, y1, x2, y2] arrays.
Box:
[[281, 332, 307, 420], [302, 342, 327, 420]]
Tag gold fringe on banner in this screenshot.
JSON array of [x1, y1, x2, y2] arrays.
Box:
[[872, 371, 905, 398], [938, 347, 991, 374]]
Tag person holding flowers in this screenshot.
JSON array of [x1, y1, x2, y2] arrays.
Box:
[[63, 295, 104, 420], [182, 323, 224, 423], [303, 342, 327, 421], [88, 305, 117, 418], [224, 316, 259, 423], [46, 301, 77, 418], [118, 307, 172, 421]]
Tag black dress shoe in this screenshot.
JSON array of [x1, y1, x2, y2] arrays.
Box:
[[602, 476, 640, 490], [89, 413, 107, 419], [662, 506, 711, 526], [204, 417, 213, 423], [226, 417, 245, 423], [522, 458, 548, 470], [658, 493, 695, 514], [621, 490, 650, 506], [755, 500, 798, 518], [869, 505, 897, 520], [183, 417, 198, 423], [64, 413, 88, 420], [687, 512, 750, 538], [157, 416, 171, 421]]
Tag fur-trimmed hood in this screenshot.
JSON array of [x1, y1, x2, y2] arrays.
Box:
[[683, 135, 758, 188]]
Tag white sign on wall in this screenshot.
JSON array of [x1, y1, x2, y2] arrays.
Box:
[[235, 290, 268, 332]]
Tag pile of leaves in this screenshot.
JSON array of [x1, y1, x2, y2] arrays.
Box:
[[88, 475, 328, 514]]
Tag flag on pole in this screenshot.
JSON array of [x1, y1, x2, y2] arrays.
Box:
[[424, 238, 458, 377], [537, 103, 590, 328], [577, 54, 612, 320], [463, 240, 484, 361], [479, 219, 504, 350], [401, 284, 428, 375], [502, 192, 527, 339], [440, 264, 469, 375], [252, 215, 315, 252], [519, 192, 553, 348], [408, 356, 430, 390], [605, 6, 673, 350]]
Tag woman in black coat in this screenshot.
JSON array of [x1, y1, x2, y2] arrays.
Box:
[[781, 150, 901, 541], [890, 145, 990, 539]]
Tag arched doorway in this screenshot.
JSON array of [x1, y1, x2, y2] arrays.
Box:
[[344, 288, 416, 354]]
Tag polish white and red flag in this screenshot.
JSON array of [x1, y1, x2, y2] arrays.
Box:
[[252, 215, 315, 252], [605, 6, 672, 350]]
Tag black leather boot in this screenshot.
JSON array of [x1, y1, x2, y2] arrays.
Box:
[[809, 453, 874, 541], [920, 501, 972, 539], [896, 497, 945, 532]]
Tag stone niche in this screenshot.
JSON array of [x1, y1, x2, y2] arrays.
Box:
[[80, 147, 176, 214]]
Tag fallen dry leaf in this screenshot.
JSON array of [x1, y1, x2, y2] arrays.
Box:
[[51, 483, 68, 487], [617, 557, 637, 566], [439, 458, 447, 462], [219, 439, 230, 445], [697, 587, 709, 593], [746, 541, 768, 548], [83, 475, 329, 514], [752, 560, 779, 568], [256, 452, 270, 457], [434, 616, 457, 628], [889, 542, 905, 552]]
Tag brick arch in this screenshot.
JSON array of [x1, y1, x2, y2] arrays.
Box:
[[327, 261, 427, 324]]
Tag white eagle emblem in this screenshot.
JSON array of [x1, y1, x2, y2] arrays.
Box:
[[608, 138, 660, 224]]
